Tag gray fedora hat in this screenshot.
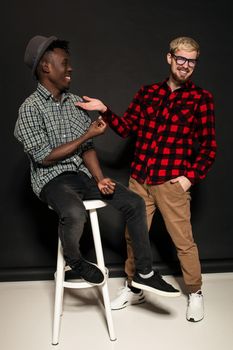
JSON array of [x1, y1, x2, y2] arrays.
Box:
[[24, 35, 57, 76]]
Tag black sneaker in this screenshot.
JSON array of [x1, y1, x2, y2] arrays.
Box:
[[132, 270, 181, 297], [72, 258, 105, 285]]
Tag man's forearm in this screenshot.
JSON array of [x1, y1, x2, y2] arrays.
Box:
[[82, 149, 104, 182], [42, 132, 91, 166]]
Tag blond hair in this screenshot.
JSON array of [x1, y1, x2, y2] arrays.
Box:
[[169, 36, 200, 57]]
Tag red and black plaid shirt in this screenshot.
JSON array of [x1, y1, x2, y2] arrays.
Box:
[[102, 79, 217, 185]]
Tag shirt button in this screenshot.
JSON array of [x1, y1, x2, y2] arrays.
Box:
[[63, 134, 66, 138]]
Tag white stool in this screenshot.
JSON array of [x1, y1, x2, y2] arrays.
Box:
[[52, 200, 116, 345]]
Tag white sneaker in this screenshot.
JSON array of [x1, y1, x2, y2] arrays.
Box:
[[186, 290, 204, 322], [111, 281, 145, 310]]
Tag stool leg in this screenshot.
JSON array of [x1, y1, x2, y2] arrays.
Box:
[[59, 257, 66, 317], [89, 209, 117, 341], [52, 239, 65, 345]]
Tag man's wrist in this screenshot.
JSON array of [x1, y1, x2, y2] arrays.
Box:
[[94, 175, 105, 183]]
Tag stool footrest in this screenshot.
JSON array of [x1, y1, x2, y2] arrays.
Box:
[[62, 268, 109, 289]]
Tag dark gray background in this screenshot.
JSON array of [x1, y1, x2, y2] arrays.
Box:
[[1, 0, 232, 281]]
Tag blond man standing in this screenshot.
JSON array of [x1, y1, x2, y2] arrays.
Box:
[[76, 36, 217, 321]]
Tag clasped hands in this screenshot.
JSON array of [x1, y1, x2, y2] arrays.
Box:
[[98, 178, 116, 195]]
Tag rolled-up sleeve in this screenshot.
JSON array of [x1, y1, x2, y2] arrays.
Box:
[[14, 103, 52, 163]]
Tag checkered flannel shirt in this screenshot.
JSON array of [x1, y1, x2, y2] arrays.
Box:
[[102, 79, 217, 185], [14, 83, 93, 197]]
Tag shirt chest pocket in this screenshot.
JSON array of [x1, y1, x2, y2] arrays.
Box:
[[141, 99, 162, 119], [169, 102, 196, 126], [42, 113, 68, 146]]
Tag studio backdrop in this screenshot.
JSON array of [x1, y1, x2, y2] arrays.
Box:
[[1, 0, 232, 281]]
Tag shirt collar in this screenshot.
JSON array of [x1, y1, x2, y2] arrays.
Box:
[[36, 83, 69, 102], [161, 78, 194, 91]]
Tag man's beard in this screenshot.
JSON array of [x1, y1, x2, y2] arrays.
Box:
[[171, 67, 192, 84]]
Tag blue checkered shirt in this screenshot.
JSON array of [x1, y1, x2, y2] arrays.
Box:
[[14, 83, 93, 197]]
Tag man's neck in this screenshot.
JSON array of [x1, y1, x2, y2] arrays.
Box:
[[167, 77, 182, 92], [40, 79, 62, 101]]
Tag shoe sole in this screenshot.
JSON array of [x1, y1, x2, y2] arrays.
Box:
[[131, 281, 181, 297], [111, 297, 145, 310], [187, 316, 204, 322], [81, 277, 106, 286]]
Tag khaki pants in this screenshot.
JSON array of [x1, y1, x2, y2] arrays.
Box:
[[125, 177, 202, 293]]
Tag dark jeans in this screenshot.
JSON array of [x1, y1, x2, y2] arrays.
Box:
[[40, 171, 153, 275]]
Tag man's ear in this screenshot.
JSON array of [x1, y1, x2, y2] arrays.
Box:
[[167, 52, 172, 65], [41, 60, 50, 74]]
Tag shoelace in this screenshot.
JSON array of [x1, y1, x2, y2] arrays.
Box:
[[82, 262, 98, 275], [74, 260, 94, 274], [115, 283, 131, 296], [154, 270, 164, 280], [188, 291, 202, 304]]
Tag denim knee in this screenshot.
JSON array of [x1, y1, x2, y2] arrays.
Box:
[[60, 205, 88, 228], [127, 192, 146, 214]]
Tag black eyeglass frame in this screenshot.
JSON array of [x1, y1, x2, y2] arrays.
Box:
[[171, 53, 198, 68]]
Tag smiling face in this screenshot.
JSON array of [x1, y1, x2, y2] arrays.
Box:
[[39, 47, 72, 98], [167, 48, 198, 88], [47, 48, 72, 90]]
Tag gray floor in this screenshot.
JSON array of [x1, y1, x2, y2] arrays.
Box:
[[0, 272, 232, 350]]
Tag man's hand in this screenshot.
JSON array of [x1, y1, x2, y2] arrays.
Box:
[[170, 176, 192, 192], [98, 178, 116, 195], [87, 117, 107, 138], [75, 96, 107, 113]]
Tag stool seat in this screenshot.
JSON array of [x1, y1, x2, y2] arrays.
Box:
[[83, 199, 107, 210], [52, 199, 116, 345]]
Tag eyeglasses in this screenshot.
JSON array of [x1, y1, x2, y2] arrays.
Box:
[[171, 53, 198, 68]]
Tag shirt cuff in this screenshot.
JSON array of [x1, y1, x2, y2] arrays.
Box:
[[30, 144, 52, 164], [100, 107, 112, 121]]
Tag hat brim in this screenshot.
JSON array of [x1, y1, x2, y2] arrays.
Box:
[[32, 35, 57, 76]]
